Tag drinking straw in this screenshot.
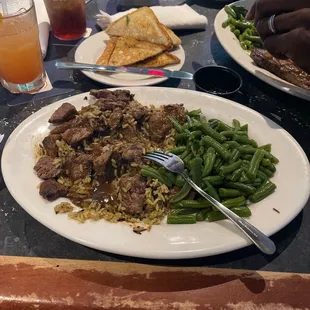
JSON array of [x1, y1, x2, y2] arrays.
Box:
[[1, 0, 9, 16]]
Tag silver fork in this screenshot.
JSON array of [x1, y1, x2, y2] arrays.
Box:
[[144, 151, 276, 255]]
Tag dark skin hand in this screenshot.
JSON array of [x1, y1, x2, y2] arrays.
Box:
[[246, 0, 310, 74]]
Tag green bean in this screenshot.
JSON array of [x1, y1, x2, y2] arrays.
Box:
[[222, 196, 246, 208], [241, 40, 253, 49], [197, 122, 226, 143], [189, 157, 203, 188], [205, 207, 251, 222], [258, 166, 274, 178], [186, 115, 193, 127], [241, 154, 253, 161], [233, 119, 241, 130], [225, 182, 256, 194], [238, 145, 257, 154], [247, 149, 264, 180], [239, 171, 250, 183], [230, 18, 252, 30], [187, 109, 201, 117], [208, 119, 219, 129], [168, 146, 186, 155], [204, 180, 220, 201], [259, 144, 272, 152], [250, 180, 277, 203], [202, 147, 216, 177], [224, 5, 237, 18], [175, 133, 189, 142], [170, 183, 192, 203], [219, 160, 243, 175], [168, 116, 183, 133], [219, 188, 243, 198], [202, 136, 231, 161], [257, 170, 268, 181], [233, 29, 241, 37], [216, 121, 234, 132], [248, 178, 262, 188], [243, 34, 262, 44], [173, 200, 212, 209], [261, 158, 276, 172], [221, 131, 247, 137], [229, 149, 241, 164], [180, 149, 190, 160], [170, 208, 197, 216], [229, 168, 243, 182], [189, 130, 202, 141], [141, 166, 173, 188], [167, 214, 197, 224], [222, 20, 230, 28], [240, 124, 248, 132], [174, 175, 185, 188], [196, 208, 212, 221], [231, 5, 248, 18], [233, 135, 258, 147], [262, 150, 279, 164], [183, 153, 194, 166], [225, 141, 241, 149], [213, 158, 223, 174], [158, 167, 176, 185], [203, 175, 224, 186]]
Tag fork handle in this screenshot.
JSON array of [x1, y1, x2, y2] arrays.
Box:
[[181, 173, 276, 255]]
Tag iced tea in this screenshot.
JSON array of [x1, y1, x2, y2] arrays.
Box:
[[0, 0, 46, 93], [44, 0, 86, 40]]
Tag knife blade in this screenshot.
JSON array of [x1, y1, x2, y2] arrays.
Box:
[[55, 61, 194, 80]]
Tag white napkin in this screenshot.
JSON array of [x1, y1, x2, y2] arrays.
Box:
[[96, 4, 208, 30], [34, 0, 50, 59]]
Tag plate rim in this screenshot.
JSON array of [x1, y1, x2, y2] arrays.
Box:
[[214, 0, 310, 101], [2, 87, 310, 259], [74, 31, 186, 87]]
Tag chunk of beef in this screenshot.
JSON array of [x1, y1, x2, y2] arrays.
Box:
[[39, 179, 68, 201], [93, 146, 113, 177], [42, 134, 61, 158], [62, 127, 92, 146], [90, 89, 134, 102], [122, 144, 144, 164], [49, 103, 78, 124], [95, 99, 128, 111], [113, 89, 134, 102], [50, 122, 72, 135], [146, 110, 171, 143], [163, 104, 186, 124], [108, 107, 123, 129], [34, 156, 62, 180], [119, 175, 146, 215], [127, 106, 148, 121], [64, 154, 93, 181]]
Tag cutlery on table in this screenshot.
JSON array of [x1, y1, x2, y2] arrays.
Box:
[[55, 61, 242, 95], [144, 150, 276, 255]]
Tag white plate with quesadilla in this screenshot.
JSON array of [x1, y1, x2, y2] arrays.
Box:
[[75, 7, 185, 87]]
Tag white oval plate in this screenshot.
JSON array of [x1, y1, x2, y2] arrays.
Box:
[[2, 87, 310, 259], [214, 0, 310, 101], [75, 31, 186, 87]]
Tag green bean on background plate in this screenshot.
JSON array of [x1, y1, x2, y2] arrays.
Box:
[[142, 110, 279, 225], [222, 5, 263, 51]]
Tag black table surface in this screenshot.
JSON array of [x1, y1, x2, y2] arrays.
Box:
[[0, 0, 309, 273]]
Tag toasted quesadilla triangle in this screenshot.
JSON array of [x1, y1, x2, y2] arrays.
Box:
[[105, 36, 166, 66], [135, 52, 180, 68], [106, 7, 173, 48]]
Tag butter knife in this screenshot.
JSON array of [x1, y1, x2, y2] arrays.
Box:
[[55, 61, 194, 80]]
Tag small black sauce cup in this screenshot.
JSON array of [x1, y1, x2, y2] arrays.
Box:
[[193, 66, 243, 98]]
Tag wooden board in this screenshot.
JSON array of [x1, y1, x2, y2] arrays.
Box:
[[0, 256, 309, 309]]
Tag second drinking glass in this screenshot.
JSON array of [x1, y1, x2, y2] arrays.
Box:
[[44, 0, 86, 40]]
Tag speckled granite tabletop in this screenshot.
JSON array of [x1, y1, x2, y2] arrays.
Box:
[[0, 0, 309, 272]]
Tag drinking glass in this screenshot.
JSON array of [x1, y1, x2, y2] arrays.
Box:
[[0, 0, 46, 94], [44, 0, 86, 40]]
